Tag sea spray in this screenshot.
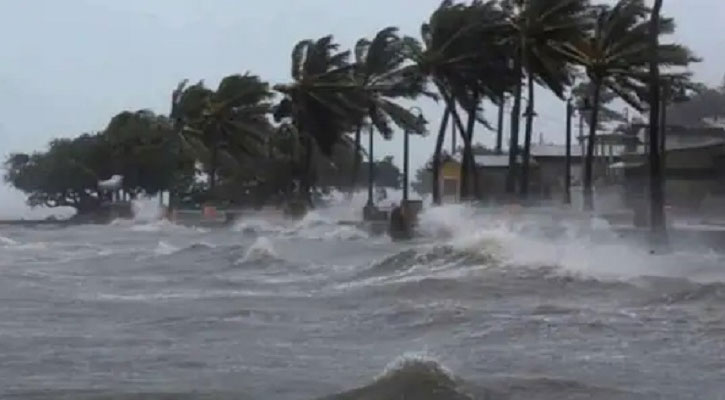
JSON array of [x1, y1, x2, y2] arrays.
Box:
[[414, 203, 725, 282], [238, 236, 279, 264], [326, 353, 472, 400], [153, 240, 180, 256], [0, 236, 18, 246], [131, 197, 165, 223]]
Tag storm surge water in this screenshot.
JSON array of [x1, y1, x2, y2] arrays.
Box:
[[1, 196, 724, 399]]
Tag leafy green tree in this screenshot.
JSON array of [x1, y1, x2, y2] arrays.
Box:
[[104, 110, 194, 198], [359, 156, 403, 190], [4, 134, 110, 214], [412, 164, 433, 196]]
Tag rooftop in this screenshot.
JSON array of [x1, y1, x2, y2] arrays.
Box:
[[447, 153, 529, 168], [530, 144, 583, 158]]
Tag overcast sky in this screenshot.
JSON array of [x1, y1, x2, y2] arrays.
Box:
[[1, 0, 723, 217]]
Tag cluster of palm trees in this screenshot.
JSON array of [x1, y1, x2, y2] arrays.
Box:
[[169, 0, 697, 230]]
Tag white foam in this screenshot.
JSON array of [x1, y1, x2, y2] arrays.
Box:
[[378, 351, 455, 381], [0, 236, 18, 246], [131, 197, 165, 222], [232, 217, 285, 234], [238, 236, 278, 263], [154, 240, 180, 256], [416, 203, 725, 282]]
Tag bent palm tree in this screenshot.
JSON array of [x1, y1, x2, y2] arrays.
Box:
[[176, 74, 274, 194], [649, 0, 666, 244], [501, 0, 590, 198], [555, 0, 697, 211], [351, 27, 428, 206], [274, 36, 365, 206], [406, 0, 514, 204], [572, 80, 626, 130]]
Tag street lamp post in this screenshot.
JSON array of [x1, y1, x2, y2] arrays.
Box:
[[403, 106, 424, 202]]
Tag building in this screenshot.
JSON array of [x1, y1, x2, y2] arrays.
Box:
[[617, 124, 725, 212], [530, 144, 584, 200], [437, 154, 539, 203]]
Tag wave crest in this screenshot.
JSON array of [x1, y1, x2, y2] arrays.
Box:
[[327, 356, 471, 400], [238, 236, 280, 264]]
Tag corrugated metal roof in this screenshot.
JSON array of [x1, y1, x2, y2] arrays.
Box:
[[530, 144, 578, 158], [449, 153, 530, 168], [474, 155, 510, 167]]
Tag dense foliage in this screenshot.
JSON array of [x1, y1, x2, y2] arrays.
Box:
[[5, 0, 699, 220]]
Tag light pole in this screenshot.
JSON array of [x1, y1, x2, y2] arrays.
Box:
[[403, 106, 425, 202]]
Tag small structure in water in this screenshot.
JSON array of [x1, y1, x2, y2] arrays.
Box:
[[90, 174, 133, 222], [388, 200, 423, 241]]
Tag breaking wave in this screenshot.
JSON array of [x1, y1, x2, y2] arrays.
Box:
[[416, 203, 725, 283], [3, 195, 725, 399], [238, 236, 280, 264], [153, 240, 180, 256], [0, 235, 18, 246], [325, 356, 472, 400]]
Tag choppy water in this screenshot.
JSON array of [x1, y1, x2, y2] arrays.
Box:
[[2, 197, 725, 400]]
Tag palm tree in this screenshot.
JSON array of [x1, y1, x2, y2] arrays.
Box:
[[350, 27, 428, 206], [174, 74, 274, 195], [572, 80, 626, 130], [495, 94, 506, 154], [405, 0, 514, 204], [274, 36, 365, 206], [555, 0, 696, 211], [649, 0, 666, 244], [501, 0, 590, 198]]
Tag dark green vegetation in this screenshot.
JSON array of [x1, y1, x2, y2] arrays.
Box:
[[5, 0, 699, 234]]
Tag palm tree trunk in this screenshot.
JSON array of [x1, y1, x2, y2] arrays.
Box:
[[437, 83, 476, 201], [209, 145, 218, 192], [649, 0, 668, 245], [450, 110, 457, 155], [366, 124, 375, 207], [583, 80, 602, 212], [496, 95, 505, 154], [506, 50, 524, 195], [450, 101, 477, 201], [461, 94, 479, 200], [301, 133, 314, 207], [432, 108, 452, 205], [660, 83, 668, 172], [350, 124, 363, 193], [521, 72, 535, 198]]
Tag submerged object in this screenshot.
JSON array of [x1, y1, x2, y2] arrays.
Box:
[[388, 206, 411, 240], [388, 200, 423, 241]]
